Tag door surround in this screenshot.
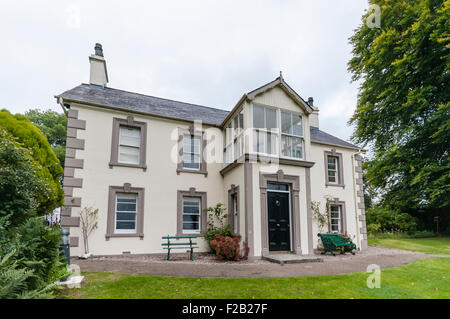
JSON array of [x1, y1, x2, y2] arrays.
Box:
[[259, 169, 302, 256]]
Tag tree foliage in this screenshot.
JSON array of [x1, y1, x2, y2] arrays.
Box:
[[24, 109, 67, 167], [0, 129, 49, 226], [348, 0, 449, 226], [0, 110, 63, 215]]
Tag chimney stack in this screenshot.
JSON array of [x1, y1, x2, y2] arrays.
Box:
[[89, 43, 108, 87], [307, 96, 320, 129]]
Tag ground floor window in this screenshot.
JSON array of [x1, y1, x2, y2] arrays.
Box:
[[106, 183, 145, 240], [177, 188, 207, 236], [182, 197, 201, 233], [330, 205, 342, 233], [115, 193, 137, 233]]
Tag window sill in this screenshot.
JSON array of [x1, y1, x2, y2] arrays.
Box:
[[109, 161, 147, 172], [176, 168, 208, 177], [105, 233, 144, 240], [325, 182, 345, 189]]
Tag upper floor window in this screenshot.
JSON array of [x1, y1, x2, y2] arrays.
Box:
[[252, 105, 278, 155], [223, 109, 244, 164], [119, 126, 141, 165], [327, 156, 339, 184], [224, 122, 233, 164], [281, 111, 304, 159], [110, 116, 147, 171], [324, 150, 344, 187], [183, 134, 201, 170], [233, 110, 244, 160], [177, 126, 207, 176]]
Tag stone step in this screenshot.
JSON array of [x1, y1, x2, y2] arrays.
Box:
[[263, 254, 323, 265]]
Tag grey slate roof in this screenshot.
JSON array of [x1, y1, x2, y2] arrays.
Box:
[[57, 84, 229, 126], [310, 127, 359, 149], [57, 84, 360, 149]]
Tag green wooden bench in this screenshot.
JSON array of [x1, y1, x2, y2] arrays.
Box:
[[162, 235, 198, 261], [317, 233, 356, 256]]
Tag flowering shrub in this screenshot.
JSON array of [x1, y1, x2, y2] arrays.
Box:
[[209, 234, 249, 261]]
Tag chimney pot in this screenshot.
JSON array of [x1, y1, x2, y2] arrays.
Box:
[[94, 43, 104, 57]]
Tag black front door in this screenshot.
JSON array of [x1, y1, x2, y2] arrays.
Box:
[[267, 191, 291, 251]]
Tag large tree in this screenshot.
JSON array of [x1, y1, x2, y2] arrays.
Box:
[[24, 109, 67, 167], [348, 0, 449, 229], [0, 110, 64, 215]]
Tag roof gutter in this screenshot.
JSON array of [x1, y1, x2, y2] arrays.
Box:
[[310, 140, 365, 152]]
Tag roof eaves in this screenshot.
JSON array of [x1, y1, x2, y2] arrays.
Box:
[[310, 139, 361, 151], [56, 95, 223, 128]]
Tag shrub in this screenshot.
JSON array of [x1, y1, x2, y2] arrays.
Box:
[[202, 203, 233, 245], [367, 223, 381, 234], [14, 217, 68, 288], [0, 215, 68, 298], [209, 234, 249, 261], [79, 207, 99, 255], [366, 206, 418, 232]]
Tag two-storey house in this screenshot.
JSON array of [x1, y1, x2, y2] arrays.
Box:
[[56, 44, 367, 258]]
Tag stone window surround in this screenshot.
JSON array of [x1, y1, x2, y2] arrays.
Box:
[[177, 188, 207, 236], [259, 169, 302, 256], [176, 126, 208, 176], [324, 149, 345, 188], [227, 184, 240, 234], [106, 183, 145, 240], [327, 198, 347, 234], [109, 116, 147, 171]]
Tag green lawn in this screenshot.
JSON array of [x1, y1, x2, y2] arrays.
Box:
[[368, 236, 450, 255], [62, 258, 449, 299]]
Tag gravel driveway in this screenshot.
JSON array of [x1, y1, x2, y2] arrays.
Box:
[[71, 246, 449, 278]]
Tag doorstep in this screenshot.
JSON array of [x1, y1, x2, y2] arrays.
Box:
[[262, 254, 323, 265]]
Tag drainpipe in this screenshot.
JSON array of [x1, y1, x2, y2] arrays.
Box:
[[57, 97, 68, 116]]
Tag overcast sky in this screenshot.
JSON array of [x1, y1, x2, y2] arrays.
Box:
[[0, 0, 369, 142]]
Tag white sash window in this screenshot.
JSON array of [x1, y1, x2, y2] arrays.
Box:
[[182, 197, 201, 233], [281, 111, 304, 159], [115, 193, 137, 233], [118, 126, 141, 165]]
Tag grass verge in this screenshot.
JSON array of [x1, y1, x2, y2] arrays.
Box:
[[61, 257, 449, 299], [368, 236, 450, 255]]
